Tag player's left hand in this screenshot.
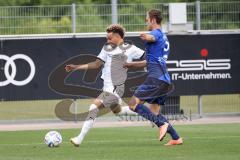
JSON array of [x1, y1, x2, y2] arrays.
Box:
[[123, 62, 132, 69]]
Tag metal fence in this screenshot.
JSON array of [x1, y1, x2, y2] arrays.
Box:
[[200, 1, 240, 30], [0, 1, 239, 35]]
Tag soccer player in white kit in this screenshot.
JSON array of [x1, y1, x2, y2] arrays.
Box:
[[65, 24, 145, 147]]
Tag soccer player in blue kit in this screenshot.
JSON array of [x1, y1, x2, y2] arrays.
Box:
[[127, 9, 183, 145]]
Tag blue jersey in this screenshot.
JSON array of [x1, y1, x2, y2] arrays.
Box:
[[144, 29, 171, 84]]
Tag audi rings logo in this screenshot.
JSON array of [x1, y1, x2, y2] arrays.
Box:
[[0, 54, 35, 87]]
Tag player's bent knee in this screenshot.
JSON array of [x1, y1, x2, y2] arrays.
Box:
[[128, 99, 137, 110], [89, 104, 98, 111], [128, 96, 141, 110], [93, 98, 104, 109], [128, 101, 136, 110], [110, 104, 121, 114]]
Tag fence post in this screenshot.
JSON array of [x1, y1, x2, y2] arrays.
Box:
[[198, 95, 203, 118], [195, 0, 201, 30], [111, 0, 118, 24], [71, 3, 76, 33], [73, 99, 78, 122]]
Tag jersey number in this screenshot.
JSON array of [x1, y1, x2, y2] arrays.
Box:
[[164, 41, 170, 52]]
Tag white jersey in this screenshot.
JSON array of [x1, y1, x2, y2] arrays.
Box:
[[97, 43, 144, 87]]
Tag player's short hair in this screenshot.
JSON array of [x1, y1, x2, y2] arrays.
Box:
[[106, 24, 125, 39], [148, 9, 163, 24]]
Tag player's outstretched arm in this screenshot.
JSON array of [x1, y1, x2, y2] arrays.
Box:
[[65, 59, 103, 72], [124, 60, 146, 68], [140, 33, 155, 42]]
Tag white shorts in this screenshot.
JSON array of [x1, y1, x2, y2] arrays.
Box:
[[97, 82, 124, 107]]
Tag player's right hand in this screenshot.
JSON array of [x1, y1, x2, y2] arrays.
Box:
[[140, 33, 147, 40], [65, 64, 75, 72]]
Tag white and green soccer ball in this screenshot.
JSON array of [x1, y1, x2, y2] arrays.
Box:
[[44, 131, 62, 147]]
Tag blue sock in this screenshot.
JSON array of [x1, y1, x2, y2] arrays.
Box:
[[135, 104, 165, 127], [158, 114, 180, 140]]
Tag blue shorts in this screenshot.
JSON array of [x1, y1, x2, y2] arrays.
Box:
[[134, 77, 174, 105]]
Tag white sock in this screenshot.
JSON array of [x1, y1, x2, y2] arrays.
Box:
[[77, 104, 99, 144], [117, 106, 138, 116]]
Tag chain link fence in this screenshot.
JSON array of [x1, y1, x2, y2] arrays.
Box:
[[0, 1, 239, 35]]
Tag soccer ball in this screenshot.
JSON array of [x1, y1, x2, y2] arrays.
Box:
[[44, 131, 62, 147]]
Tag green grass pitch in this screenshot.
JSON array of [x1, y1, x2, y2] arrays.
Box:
[[0, 124, 240, 160]]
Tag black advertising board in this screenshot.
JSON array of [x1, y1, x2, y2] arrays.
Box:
[[167, 34, 240, 95], [0, 33, 239, 100]]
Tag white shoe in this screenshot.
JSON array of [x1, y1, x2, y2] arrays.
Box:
[[70, 137, 80, 147]]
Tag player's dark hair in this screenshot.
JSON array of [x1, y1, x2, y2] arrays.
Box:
[[106, 24, 125, 38], [148, 9, 163, 24]]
